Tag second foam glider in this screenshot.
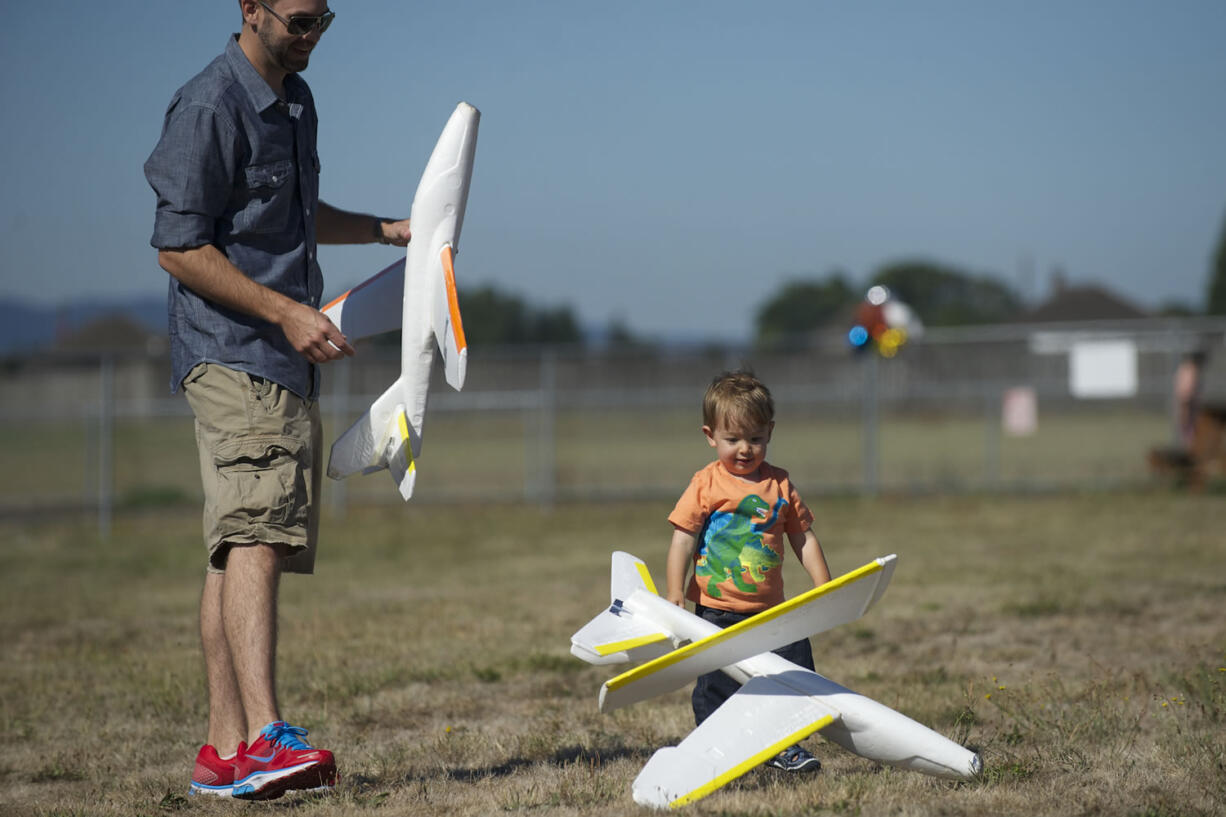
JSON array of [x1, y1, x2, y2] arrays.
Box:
[[571, 552, 981, 809], [323, 102, 479, 500]]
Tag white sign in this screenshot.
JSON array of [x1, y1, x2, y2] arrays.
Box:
[[1069, 340, 1137, 398]]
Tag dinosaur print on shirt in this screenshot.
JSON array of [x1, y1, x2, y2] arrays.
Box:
[[695, 494, 787, 599]]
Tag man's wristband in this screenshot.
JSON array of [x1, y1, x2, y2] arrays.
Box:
[[373, 218, 390, 244]]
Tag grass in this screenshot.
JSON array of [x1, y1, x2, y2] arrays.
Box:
[[2, 491, 1224, 815]]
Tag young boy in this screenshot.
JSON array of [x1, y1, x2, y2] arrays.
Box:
[[666, 370, 832, 772]]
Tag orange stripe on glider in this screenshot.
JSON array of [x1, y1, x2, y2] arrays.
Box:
[[321, 288, 351, 313], [440, 246, 467, 353]]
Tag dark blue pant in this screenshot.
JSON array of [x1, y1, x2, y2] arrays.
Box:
[[691, 604, 817, 725]]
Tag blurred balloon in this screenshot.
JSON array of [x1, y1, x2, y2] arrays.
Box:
[[848, 286, 923, 357]]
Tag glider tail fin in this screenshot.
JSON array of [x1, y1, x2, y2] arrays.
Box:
[[327, 377, 419, 500], [570, 552, 674, 667], [609, 550, 659, 601]]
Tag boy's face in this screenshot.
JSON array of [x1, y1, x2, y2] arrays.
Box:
[[703, 418, 774, 481]]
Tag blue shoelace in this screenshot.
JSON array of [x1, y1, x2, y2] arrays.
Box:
[[263, 722, 312, 751]]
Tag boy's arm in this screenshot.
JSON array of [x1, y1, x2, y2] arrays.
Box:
[[666, 527, 698, 607], [790, 528, 832, 587]]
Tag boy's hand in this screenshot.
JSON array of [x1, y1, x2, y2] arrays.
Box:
[[666, 591, 686, 608]]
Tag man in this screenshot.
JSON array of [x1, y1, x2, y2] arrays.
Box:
[[144, 1, 408, 800]]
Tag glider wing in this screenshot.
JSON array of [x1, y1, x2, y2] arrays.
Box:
[[632, 675, 839, 809], [599, 555, 896, 713]]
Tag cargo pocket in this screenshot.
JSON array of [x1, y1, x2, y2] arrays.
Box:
[[211, 435, 306, 530]]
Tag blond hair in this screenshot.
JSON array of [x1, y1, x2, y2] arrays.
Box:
[[702, 370, 774, 431]]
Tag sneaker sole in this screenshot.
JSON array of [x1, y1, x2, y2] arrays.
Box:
[[766, 759, 822, 772], [189, 782, 234, 797], [233, 761, 337, 801]]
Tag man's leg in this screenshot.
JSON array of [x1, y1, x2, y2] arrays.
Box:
[[225, 541, 336, 800], [201, 571, 246, 755], [221, 542, 285, 744], [185, 365, 333, 798]]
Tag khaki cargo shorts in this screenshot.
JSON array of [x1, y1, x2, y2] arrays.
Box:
[[182, 362, 321, 574]]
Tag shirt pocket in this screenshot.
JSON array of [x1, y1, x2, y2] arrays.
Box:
[[235, 159, 296, 235]]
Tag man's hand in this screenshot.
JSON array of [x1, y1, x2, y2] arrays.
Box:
[[278, 301, 354, 363], [158, 244, 356, 364], [378, 218, 412, 247], [159, 245, 353, 364]]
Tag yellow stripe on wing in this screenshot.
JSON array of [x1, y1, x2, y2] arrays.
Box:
[[669, 714, 836, 808], [594, 632, 670, 657], [605, 558, 885, 693], [635, 561, 659, 595]]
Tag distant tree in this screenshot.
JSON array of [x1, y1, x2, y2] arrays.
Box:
[[871, 260, 1022, 326], [604, 316, 655, 352], [1155, 300, 1198, 318], [458, 284, 583, 346], [754, 273, 857, 350], [1208, 209, 1226, 315]]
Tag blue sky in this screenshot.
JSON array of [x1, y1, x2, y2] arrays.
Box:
[[2, 1, 1224, 342]]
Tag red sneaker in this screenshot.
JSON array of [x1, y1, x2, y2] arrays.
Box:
[[189, 744, 238, 797], [232, 722, 337, 800]]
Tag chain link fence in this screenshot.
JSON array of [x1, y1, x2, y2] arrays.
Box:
[[3, 317, 1223, 536]]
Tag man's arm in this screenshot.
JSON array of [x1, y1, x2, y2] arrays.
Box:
[[666, 527, 698, 607], [157, 244, 354, 364], [316, 200, 411, 246]]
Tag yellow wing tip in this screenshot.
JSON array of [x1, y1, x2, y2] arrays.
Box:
[[668, 714, 836, 808]]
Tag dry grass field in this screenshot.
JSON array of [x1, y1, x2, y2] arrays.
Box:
[[2, 491, 1224, 816]]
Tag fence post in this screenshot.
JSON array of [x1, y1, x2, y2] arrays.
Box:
[[861, 353, 879, 496], [1165, 328, 1182, 446], [535, 349, 557, 508], [983, 385, 1000, 489], [98, 355, 115, 541]]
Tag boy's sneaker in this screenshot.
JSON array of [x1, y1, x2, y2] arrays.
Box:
[[232, 721, 337, 800], [766, 745, 822, 772], [189, 744, 237, 797]]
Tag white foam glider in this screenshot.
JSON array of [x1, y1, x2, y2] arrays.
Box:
[[570, 552, 982, 809], [323, 102, 479, 500]]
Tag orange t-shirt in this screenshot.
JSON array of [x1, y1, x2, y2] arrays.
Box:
[[668, 461, 814, 613]]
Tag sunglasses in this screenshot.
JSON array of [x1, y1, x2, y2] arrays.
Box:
[[258, 2, 335, 36]]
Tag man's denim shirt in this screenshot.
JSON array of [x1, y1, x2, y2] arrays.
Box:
[[145, 36, 322, 399]]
